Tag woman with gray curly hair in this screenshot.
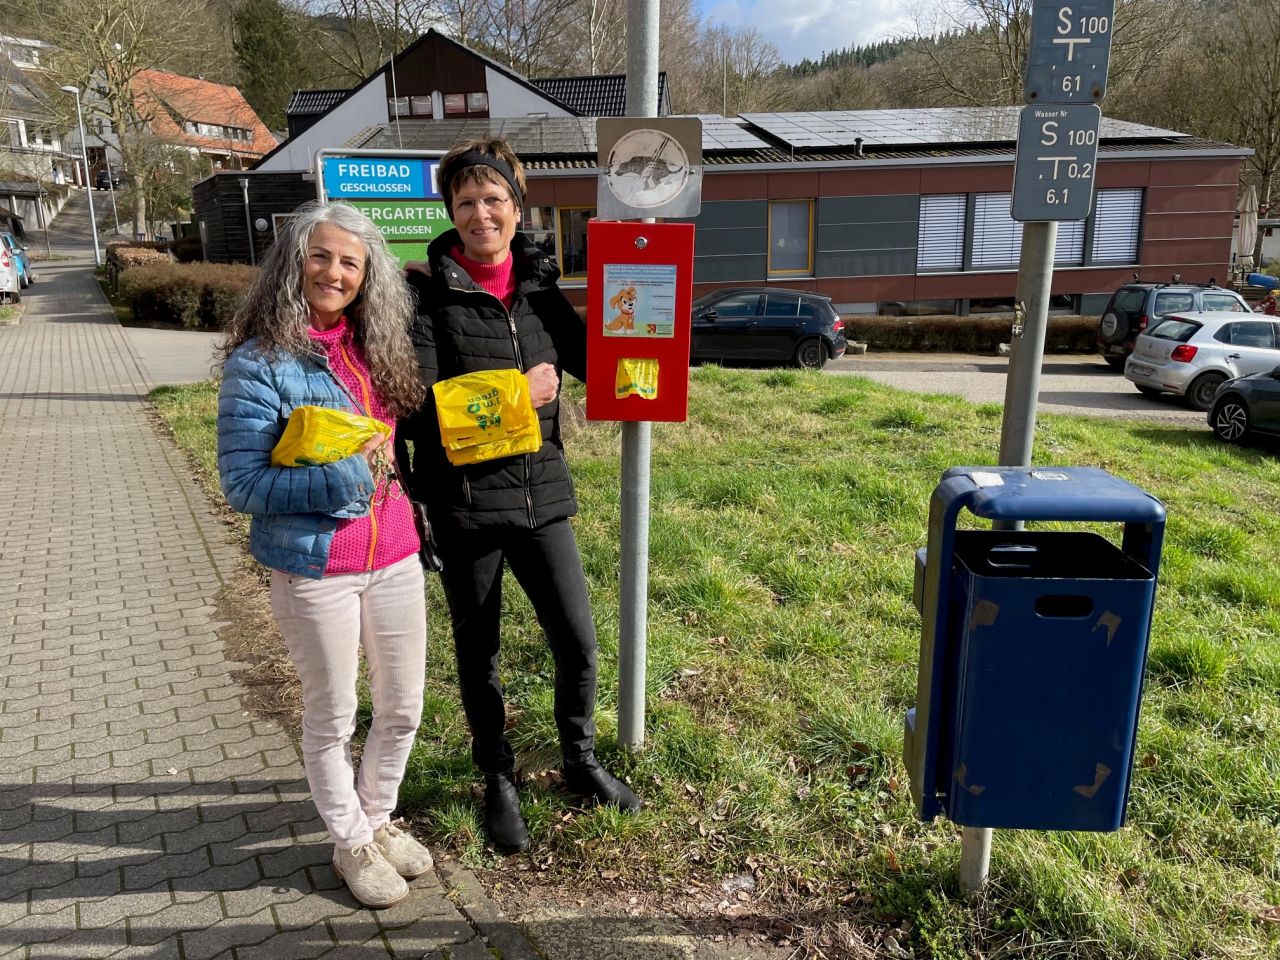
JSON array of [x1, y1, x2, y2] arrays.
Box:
[[217, 201, 431, 909]]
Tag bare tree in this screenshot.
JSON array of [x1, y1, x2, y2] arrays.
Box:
[[901, 0, 1174, 106], [473, 0, 580, 77], [39, 0, 211, 237], [682, 25, 786, 116], [558, 0, 626, 75], [302, 0, 442, 84]]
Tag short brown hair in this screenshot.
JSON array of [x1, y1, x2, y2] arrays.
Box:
[[438, 138, 526, 216]]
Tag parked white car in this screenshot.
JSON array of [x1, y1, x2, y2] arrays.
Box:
[[1125, 311, 1280, 410], [0, 242, 20, 304]]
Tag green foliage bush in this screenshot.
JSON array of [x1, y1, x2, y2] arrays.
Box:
[[117, 262, 257, 329], [844, 314, 1096, 352]]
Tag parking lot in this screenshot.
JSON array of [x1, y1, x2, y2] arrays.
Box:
[[828, 351, 1207, 427]]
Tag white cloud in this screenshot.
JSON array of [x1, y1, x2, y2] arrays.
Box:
[[703, 0, 928, 65]]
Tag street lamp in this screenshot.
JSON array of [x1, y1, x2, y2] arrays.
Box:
[[59, 84, 102, 267]]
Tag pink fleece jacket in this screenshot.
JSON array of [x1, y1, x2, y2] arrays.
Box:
[[308, 319, 419, 575]]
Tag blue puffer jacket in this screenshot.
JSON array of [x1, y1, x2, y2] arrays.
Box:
[[217, 338, 375, 579]]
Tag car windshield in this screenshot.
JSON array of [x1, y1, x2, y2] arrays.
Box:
[[1148, 318, 1200, 342]]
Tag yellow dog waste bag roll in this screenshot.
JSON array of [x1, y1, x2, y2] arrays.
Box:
[[270, 406, 391, 467], [432, 369, 542, 465]]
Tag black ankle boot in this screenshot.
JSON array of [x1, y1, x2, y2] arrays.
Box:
[[562, 756, 641, 811], [483, 773, 530, 853]]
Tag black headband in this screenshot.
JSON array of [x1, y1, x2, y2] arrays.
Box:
[[440, 150, 525, 213]]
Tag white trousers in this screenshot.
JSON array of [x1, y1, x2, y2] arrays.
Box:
[[270, 555, 426, 850]]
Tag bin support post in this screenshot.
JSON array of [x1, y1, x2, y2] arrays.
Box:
[[967, 220, 1056, 897], [999, 220, 1057, 468], [959, 825, 992, 898]]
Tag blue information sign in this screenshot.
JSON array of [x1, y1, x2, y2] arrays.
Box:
[[322, 157, 441, 199]]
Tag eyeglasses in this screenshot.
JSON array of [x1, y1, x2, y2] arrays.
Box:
[[454, 195, 511, 214]]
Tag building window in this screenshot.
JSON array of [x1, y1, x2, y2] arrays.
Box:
[[443, 93, 466, 116], [557, 206, 594, 280], [1054, 218, 1085, 266], [388, 97, 410, 118], [466, 92, 489, 113], [522, 206, 556, 258], [409, 95, 432, 117], [1091, 188, 1143, 263], [971, 193, 1022, 268], [917, 194, 965, 271], [768, 200, 813, 275]]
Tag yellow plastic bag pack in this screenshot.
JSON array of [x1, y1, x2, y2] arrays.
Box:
[[432, 369, 542, 466], [270, 406, 390, 467]]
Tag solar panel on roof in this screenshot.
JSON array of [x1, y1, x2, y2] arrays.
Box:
[[740, 108, 1185, 150], [695, 115, 771, 150]]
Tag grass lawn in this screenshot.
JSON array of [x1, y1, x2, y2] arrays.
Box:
[[152, 369, 1280, 959]]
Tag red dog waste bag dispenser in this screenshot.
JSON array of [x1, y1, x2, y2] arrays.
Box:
[[585, 220, 695, 423]]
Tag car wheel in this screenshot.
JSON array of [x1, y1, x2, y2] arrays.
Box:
[[1186, 372, 1227, 412], [793, 338, 827, 370], [1136, 386, 1162, 398], [1104, 356, 1126, 370], [1210, 396, 1250, 443], [18, 273, 28, 289]]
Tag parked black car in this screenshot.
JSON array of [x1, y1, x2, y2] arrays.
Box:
[[1096, 279, 1248, 368], [691, 288, 847, 369], [1207, 365, 1280, 443], [95, 169, 121, 189]]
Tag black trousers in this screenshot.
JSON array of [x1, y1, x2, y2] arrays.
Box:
[[437, 519, 597, 776]]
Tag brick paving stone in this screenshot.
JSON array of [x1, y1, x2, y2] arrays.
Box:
[[25, 923, 129, 959], [125, 894, 226, 946], [235, 919, 338, 960], [179, 908, 279, 960], [0, 239, 540, 960]]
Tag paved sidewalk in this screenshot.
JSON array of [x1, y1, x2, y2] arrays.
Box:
[[0, 227, 537, 957]]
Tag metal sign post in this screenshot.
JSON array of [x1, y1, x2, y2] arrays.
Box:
[[967, 0, 1115, 899], [616, 0, 666, 750]]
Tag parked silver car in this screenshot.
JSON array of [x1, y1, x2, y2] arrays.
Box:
[[1124, 311, 1280, 411]]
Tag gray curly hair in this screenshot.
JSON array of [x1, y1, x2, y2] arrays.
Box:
[[219, 201, 425, 417]]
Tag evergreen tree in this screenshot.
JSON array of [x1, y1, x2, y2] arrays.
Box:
[[233, 0, 309, 130]]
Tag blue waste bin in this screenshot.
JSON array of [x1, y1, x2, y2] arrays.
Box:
[[904, 467, 1165, 831]]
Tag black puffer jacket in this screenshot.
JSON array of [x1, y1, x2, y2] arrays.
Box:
[[403, 229, 587, 532]]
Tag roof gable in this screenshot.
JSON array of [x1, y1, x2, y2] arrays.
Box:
[[131, 68, 277, 157], [529, 72, 670, 116]]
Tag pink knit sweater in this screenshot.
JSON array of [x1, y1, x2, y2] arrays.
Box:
[[308, 319, 419, 575]]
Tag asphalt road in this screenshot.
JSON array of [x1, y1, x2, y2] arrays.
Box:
[[827, 351, 1208, 426]]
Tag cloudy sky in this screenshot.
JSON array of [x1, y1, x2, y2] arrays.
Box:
[[701, 0, 931, 64]]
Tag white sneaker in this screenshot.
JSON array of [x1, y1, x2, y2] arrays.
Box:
[[332, 842, 409, 908], [374, 821, 435, 878]]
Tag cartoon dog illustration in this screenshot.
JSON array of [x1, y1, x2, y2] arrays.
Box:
[[606, 286, 637, 332]]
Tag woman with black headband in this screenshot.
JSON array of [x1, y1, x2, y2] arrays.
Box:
[[403, 138, 640, 853]]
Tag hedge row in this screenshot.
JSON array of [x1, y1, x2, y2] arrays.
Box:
[[844, 313, 1096, 353], [117, 262, 257, 330]]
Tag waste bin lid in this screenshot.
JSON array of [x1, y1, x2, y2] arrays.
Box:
[[940, 466, 1165, 525]]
